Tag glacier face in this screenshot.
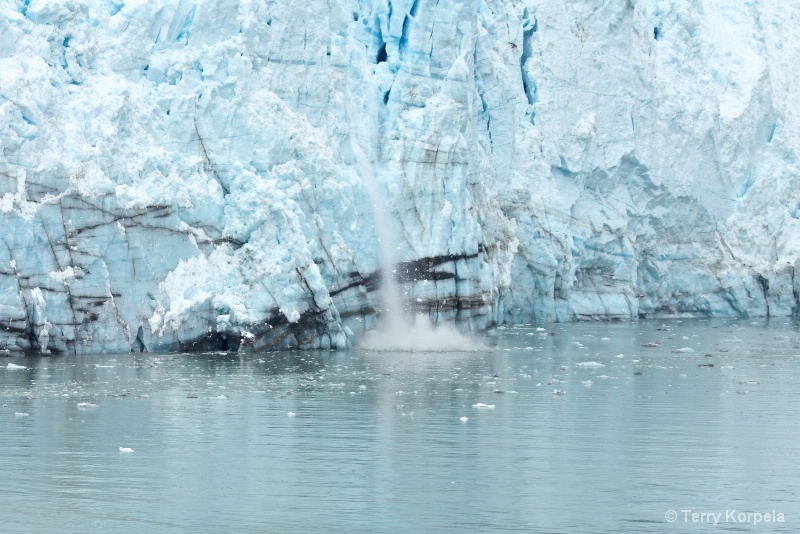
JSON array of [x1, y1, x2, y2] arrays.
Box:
[[1, 0, 799, 354]]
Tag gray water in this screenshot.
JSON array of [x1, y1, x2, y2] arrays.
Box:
[[2, 319, 800, 533]]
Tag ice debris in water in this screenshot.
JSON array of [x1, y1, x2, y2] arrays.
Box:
[[576, 361, 605, 369], [460, 416, 469, 423], [582, 380, 594, 387], [77, 402, 98, 409], [673, 347, 695, 354], [472, 403, 495, 409], [119, 447, 134, 453], [15, 412, 29, 417], [7, 363, 27, 370], [287, 412, 296, 417]]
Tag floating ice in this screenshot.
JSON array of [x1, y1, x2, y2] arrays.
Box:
[[15, 412, 29, 417], [460, 416, 469, 422], [77, 402, 98, 409], [673, 347, 695, 354], [287, 412, 296, 417], [119, 447, 134, 453], [582, 380, 594, 387], [576, 362, 605, 369], [472, 403, 495, 409], [6, 363, 26, 370]]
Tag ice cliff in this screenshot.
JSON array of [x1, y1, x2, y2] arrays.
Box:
[[2, 0, 799, 354]]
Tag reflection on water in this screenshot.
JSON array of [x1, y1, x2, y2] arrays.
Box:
[[2, 319, 800, 532]]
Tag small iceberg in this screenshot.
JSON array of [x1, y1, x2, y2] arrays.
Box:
[[7, 363, 26, 370], [77, 402, 99, 409], [15, 412, 29, 417], [576, 361, 605, 369], [672, 347, 695, 354], [287, 412, 296, 417], [460, 416, 468, 422], [582, 380, 594, 387], [471, 403, 495, 409], [119, 447, 134, 453]]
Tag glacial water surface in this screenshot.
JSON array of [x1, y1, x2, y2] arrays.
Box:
[[2, 319, 800, 533]]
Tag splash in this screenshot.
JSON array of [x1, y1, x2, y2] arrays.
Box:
[[346, 70, 482, 352], [358, 314, 485, 352]]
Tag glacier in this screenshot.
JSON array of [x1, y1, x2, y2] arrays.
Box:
[[1, 0, 800, 354]]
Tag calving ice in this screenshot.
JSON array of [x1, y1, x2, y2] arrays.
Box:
[[678, 509, 786, 525], [2, 0, 800, 354]]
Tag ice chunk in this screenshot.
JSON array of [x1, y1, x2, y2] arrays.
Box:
[[576, 362, 605, 369]]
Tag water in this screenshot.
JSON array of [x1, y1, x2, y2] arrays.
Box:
[[2, 318, 800, 533]]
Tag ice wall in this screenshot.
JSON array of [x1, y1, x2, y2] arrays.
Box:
[[1, 0, 798, 354]]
